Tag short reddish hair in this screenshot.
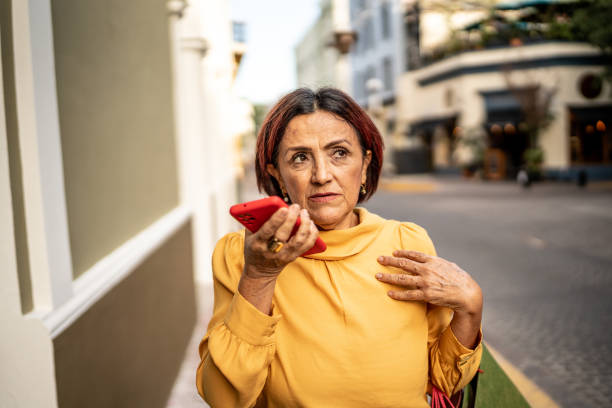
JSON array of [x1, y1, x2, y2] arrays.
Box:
[[255, 87, 384, 202]]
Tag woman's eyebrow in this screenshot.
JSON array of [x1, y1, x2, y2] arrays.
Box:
[[324, 138, 352, 148], [285, 145, 312, 153], [285, 139, 352, 154]]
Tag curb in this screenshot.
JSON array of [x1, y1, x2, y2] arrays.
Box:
[[486, 343, 560, 408], [379, 179, 438, 193]]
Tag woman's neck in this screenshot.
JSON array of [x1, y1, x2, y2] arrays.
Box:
[[316, 209, 360, 231]]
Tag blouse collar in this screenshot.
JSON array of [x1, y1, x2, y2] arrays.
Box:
[[305, 208, 385, 261]]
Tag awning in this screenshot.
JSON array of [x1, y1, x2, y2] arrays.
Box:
[[495, 0, 578, 10], [569, 105, 612, 123], [408, 115, 457, 135]]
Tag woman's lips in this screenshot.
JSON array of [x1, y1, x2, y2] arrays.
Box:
[[308, 193, 340, 203]]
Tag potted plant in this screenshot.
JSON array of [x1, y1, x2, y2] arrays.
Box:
[[523, 146, 544, 181], [452, 126, 486, 178]]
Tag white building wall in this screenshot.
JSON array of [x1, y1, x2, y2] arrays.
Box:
[[398, 42, 609, 169], [350, 0, 405, 104], [296, 0, 352, 92], [1, 0, 247, 405]]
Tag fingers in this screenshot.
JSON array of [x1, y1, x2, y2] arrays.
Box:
[[377, 255, 423, 274], [392, 249, 431, 263], [286, 209, 319, 253], [375, 272, 421, 289], [251, 205, 318, 259], [257, 205, 292, 241], [273, 204, 301, 242], [387, 289, 426, 302]]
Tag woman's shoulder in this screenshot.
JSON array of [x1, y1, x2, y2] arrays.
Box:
[[212, 230, 245, 287], [376, 215, 436, 257], [214, 230, 245, 255], [398, 221, 436, 256]]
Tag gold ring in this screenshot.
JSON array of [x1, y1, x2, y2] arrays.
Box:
[[267, 237, 284, 253]]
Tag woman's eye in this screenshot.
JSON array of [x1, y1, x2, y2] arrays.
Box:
[[292, 153, 307, 163], [333, 148, 348, 158]]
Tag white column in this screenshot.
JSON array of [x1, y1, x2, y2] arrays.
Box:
[[12, 0, 74, 313], [332, 0, 353, 93], [168, 0, 216, 283], [336, 55, 353, 93], [197, 0, 239, 243], [0, 20, 59, 408]]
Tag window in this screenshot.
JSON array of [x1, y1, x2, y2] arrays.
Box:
[[353, 70, 363, 99], [381, 2, 391, 39], [382, 57, 393, 91], [403, 4, 421, 70], [365, 16, 375, 50], [232, 21, 246, 43]]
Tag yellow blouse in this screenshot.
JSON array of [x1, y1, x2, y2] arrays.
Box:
[[196, 208, 482, 407]]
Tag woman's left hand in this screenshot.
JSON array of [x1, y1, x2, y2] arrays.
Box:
[[376, 250, 482, 316]]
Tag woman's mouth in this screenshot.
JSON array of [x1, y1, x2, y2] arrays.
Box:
[[308, 192, 340, 203]]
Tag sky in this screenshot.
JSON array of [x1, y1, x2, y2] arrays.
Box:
[[230, 0, 321, 105]]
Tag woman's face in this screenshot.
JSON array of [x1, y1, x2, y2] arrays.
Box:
[[267, 110, 372, 230]]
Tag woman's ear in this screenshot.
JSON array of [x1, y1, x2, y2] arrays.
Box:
[[361, 150, 372, 184], [266, 164, 283, 189]]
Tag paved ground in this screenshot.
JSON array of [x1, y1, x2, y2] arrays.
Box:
[[366, 176, 612, 407], [166, 174, 612, 408]]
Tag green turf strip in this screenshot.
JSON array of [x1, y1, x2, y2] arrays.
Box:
[[461, 344, 531, 408]]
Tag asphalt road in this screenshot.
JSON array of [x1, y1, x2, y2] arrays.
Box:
[[365, 179, 612, 407]]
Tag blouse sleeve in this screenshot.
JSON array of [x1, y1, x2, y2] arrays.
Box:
[[400, 223, 483, 397], [196, 232, 282, 408]]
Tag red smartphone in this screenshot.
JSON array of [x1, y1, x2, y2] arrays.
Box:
[[229, 196, 326, 256]]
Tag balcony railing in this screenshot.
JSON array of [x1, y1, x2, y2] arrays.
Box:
[[416, 0, 591, 68]]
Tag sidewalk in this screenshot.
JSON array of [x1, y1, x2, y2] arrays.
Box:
[[165, 284, 213, 408], [378, 173, 612, 195]]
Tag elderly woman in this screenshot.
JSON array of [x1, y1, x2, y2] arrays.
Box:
[[196, 88, 483, 407]]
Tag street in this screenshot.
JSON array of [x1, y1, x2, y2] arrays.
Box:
[[366, 178, 612, 407], [167, 176, 612, 408]]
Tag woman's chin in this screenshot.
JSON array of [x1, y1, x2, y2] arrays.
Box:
[[309, 208, 354, 230]]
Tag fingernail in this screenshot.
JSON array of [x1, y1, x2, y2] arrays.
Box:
[[388, 291, 394, 296], [279, 208, 288, 215], [301, 209, 308, 217], [378, 256, 384, 262], [375, 273, 382, 279]]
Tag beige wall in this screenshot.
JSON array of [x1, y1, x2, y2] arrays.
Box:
[[0, 0, 33, 313], [53, 222, 195, 408], [50, 0, 179, 277]]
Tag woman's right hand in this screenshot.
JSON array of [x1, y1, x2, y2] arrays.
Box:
[[242, 204, 319, 280], [239, 204, 319, 315]]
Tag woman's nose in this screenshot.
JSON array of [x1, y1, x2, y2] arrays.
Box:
[[311, 158, 332, 185]]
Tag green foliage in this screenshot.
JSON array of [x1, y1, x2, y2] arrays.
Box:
[[523, 147, 545, 172], [572, 0, 612, 83], [252, 104, 269, 137], [462, 345, 531, 408], [572, 0, 612, 55], [546, 20, 573, 41], [453, 127, 487, 169]]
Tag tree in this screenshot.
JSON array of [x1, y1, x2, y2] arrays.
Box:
[[502, 68, 557, 177], [572, 0, 612, 83]]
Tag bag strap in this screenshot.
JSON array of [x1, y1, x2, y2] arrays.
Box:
[[431, 385, 459, 408]]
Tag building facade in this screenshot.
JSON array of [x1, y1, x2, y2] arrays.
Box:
[[349, 0, 405, 106], [295, 0, 354, 93], [0, 0, 246, 406], [396, 0, 612, 179]]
